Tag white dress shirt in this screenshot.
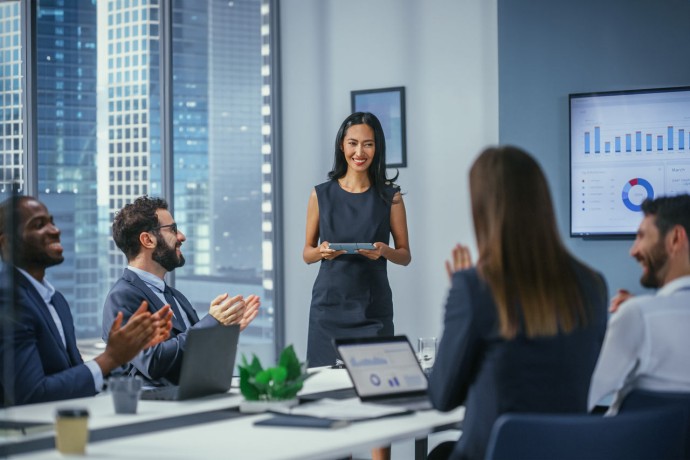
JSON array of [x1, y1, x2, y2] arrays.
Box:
[[588, 275, 690, 414]]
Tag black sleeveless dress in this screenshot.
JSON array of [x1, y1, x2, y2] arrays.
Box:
[[307, 180, 397, 367]]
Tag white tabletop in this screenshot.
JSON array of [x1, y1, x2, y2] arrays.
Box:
[[15, 405, 464, 460], [0, 368, 349, 430], [2, 368, 464, 459]]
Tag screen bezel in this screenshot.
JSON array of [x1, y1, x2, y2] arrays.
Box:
[[569, 85, 690, 239]]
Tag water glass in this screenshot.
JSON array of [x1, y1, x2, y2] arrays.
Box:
[[109, 376, 143, 414], [418, 337, 437, 374]]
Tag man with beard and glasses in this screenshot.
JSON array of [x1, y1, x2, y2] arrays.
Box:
[[0, 196, 172, 405], [588, 194, 690, 414], [102, 196, 260, 386]]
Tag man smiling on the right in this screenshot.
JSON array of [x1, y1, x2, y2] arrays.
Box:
[[589, 194, 690, 414]]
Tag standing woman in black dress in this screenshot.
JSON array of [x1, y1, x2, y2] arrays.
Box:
[[303, 112, 411, 367]]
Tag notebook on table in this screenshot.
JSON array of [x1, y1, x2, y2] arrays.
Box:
[[140, 325, 240, 401], [333, 335, 433, 411]]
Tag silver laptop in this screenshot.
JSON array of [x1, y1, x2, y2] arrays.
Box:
[[333, 335, 433, 411], [141, 325, 240, 401]]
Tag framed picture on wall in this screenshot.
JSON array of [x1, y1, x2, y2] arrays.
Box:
[[351, 86, 407, 168]]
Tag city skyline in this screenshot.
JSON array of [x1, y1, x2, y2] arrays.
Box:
[[0, 0, 275, 359]]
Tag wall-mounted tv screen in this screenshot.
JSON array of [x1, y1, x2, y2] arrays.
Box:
[[570, 87, 690, 237]]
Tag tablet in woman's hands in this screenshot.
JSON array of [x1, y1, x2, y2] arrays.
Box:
[[328, 243, 376, 254]]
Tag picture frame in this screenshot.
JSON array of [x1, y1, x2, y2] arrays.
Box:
[[351, 86, 407, 168]]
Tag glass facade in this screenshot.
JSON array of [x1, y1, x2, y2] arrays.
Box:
[[35, 0, 100, 334], [0, 1, 22, 191], [0, 0, 278, 363], [172, 1, 275, 352]]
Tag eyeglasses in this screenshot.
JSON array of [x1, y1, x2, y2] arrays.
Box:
[[152, 222, 178, 234]]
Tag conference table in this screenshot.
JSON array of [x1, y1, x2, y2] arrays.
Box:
[[0, 368, 464, 459]]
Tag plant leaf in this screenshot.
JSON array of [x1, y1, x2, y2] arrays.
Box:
[[273, 381, 303, 400], [255, 369, 272, 386], [279, 345, 302, 381], [238, 365, 260, 400], [240, 345, 310, 401], [248, 355, 264, 375]]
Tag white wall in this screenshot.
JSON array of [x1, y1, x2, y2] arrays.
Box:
[[280, 0, 498, 358]]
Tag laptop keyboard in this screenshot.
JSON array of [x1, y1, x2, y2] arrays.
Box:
[[299, 387, 357, 402], [140, 385, 180, 401], [374, 396, 433, 411]]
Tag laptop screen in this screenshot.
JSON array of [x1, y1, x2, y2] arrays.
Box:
[[335, 336, 428, 398]]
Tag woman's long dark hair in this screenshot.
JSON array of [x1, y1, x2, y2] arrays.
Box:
[[470, 146, 589, 339], [328, 112, 399, 204]]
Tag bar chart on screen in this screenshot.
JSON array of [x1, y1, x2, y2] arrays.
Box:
[[570, 87, 690, 236]]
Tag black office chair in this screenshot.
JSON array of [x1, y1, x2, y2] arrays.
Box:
[[620, 389, 690, 458], [485, 409, 686, 460]]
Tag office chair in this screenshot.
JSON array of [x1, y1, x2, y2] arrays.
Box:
[[620, 389, 690, 458], [485, 409, 686, 460]]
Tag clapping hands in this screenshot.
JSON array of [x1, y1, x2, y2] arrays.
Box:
[[209, 293, 261, 330], [609, 289, 633, 313], [445, 244, 473, 280]]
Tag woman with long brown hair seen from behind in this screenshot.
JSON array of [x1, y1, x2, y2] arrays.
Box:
[[428, 146, 609, 460]]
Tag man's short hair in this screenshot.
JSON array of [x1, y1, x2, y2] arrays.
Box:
[[112, 196, 168, 260], [0, 195, 30, 238], [641, 194, 690, 239]]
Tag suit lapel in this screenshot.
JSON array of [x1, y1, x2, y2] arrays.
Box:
[[14, 269, 72, 363], [122, 268, 187, 332], [51, 291, 83, 366]]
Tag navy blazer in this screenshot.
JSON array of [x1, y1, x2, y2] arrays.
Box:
[[102, 268, 217, 385], [0, 269, 96, 406], [428, 262, 608, 460]]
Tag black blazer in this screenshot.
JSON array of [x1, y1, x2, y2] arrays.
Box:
[[428, 263, 608, 460], [102, 268, 217, 385], [0, 269, 96, 405]]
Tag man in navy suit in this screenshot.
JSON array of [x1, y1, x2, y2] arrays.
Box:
[[0, 196, 172, 406], [102, 196, 260, 386]]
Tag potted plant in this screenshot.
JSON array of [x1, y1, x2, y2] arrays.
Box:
[[238, 344, 312, 413]]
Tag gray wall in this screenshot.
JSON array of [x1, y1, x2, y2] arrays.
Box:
[[281, 0, 498, 358], [498, 0, 690, 297]]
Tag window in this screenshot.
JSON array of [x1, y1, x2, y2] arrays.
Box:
[[171, 0, 277, 362], [0, 0, 281, 363], [0, 1, 23, 192]]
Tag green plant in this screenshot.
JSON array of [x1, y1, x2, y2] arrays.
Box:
[[238, 344, 312, 401]]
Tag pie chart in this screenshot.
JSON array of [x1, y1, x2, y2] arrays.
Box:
[[622, 178, 654, 212]]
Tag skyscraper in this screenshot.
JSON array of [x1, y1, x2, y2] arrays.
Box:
[[0, 0, 102, 335], [103, 0, 160, 288], [0, 1, 23, 193], [1, 0, 276, 356]]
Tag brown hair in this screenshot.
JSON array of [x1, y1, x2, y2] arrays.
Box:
[[112, 195, 168, 260], [470, 146, 588, 339]]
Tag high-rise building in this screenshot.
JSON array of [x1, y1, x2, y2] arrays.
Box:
[[0, 2, 23, 193], [1, 0, 275, 356], [0, 0, 101, 335], [103, 0, 160, 288]]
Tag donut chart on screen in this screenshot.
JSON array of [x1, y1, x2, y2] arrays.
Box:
[[622, 178, 654, 212]]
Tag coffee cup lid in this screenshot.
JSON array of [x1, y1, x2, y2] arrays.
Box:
[[56, 408, 89, 417]]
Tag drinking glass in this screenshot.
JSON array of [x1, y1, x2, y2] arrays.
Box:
[[417, 337, 437, 374]]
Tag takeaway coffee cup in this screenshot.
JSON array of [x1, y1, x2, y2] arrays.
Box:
[[55, 408, 89, 455]]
